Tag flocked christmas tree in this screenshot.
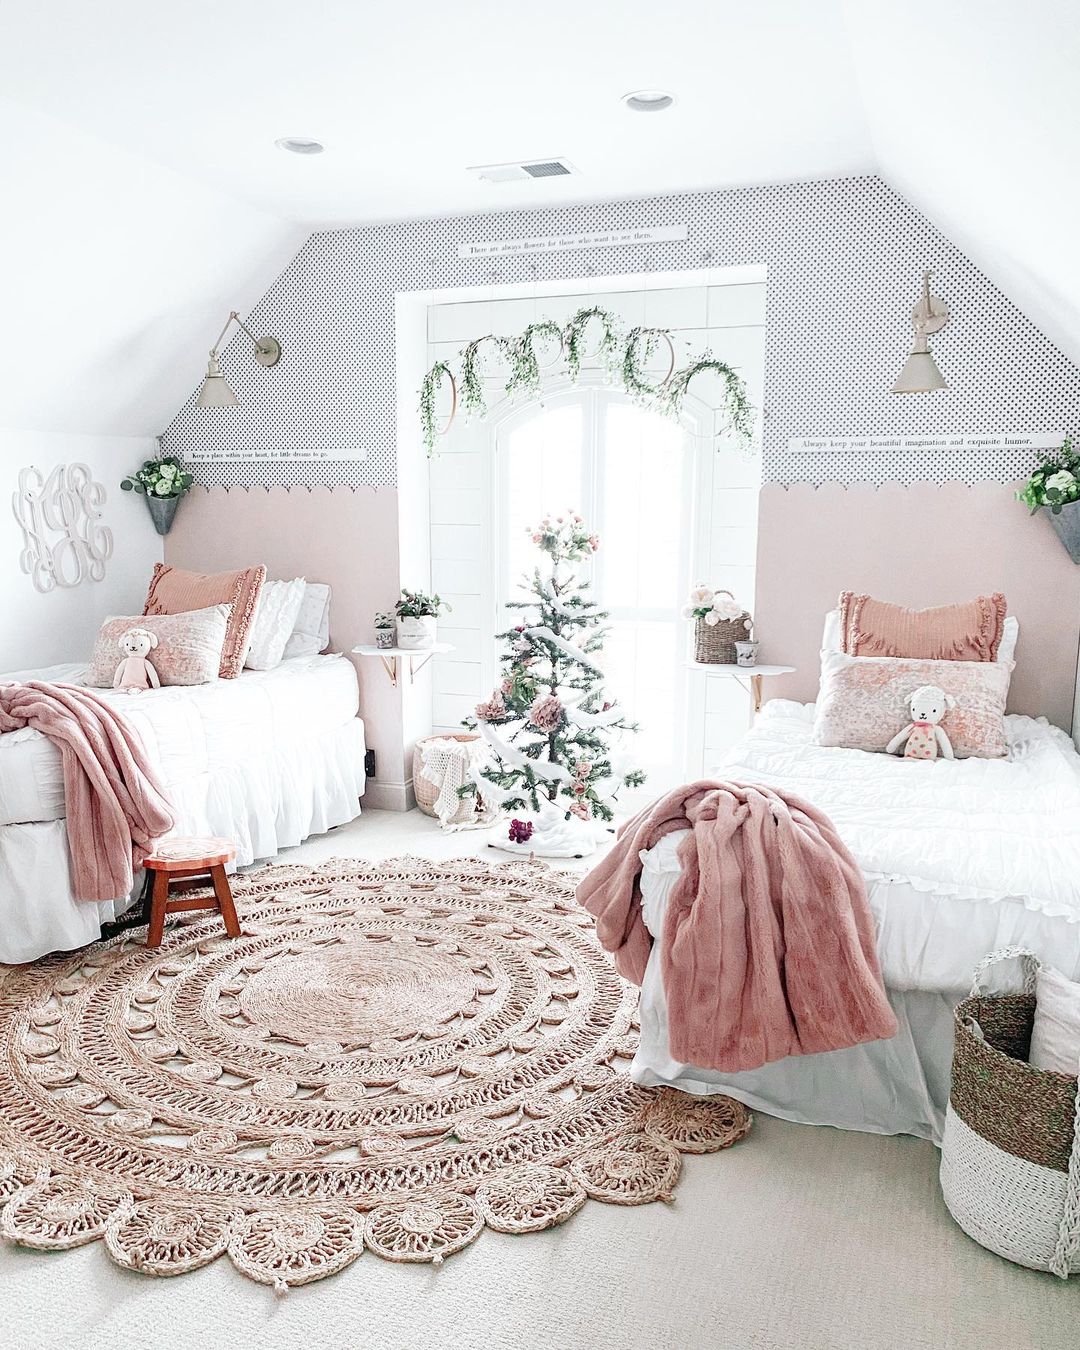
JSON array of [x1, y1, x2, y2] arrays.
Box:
[[464, 513, 645, 855]]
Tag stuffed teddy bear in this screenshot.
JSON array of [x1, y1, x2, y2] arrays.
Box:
[[113, 627, 161, 694], [886, 684, 956, 761]]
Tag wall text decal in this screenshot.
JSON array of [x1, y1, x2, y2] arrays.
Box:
[[185, 447, 369, 464], [788, 431, 1065, 455], [12, 463, 113, 593], [457, 224, 687, 260]]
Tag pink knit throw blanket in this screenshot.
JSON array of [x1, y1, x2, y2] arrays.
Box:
[[576, 781, 897, 1072], [0, 682, 175, 903]]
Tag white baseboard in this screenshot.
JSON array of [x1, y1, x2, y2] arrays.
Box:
[[363, 779, 417, 813]]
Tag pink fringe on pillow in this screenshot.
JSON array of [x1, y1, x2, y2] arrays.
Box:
[[838, 591, 1007, 663]]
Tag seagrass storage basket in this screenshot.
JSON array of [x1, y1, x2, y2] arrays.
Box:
[[413, 733, 480, 817], [693, 590, 752, 665], [940, 948, 1080, 1278]]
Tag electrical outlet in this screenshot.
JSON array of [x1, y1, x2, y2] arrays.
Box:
[[364, 749, 376, 778]]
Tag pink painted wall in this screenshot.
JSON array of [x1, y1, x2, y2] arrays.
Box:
[[754, 481, 1080, 730], [164, 485, 410, 804]]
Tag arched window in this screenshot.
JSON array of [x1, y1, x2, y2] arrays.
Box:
[[496, 387, 697, 792]]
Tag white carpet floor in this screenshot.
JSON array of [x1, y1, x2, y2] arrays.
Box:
[[5, 809, 1077, 1350]]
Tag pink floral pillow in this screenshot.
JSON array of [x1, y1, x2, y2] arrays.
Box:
[[838, 591, 1006, 662], [812, 648, 1012, 758], [85, 606, 231, 688]]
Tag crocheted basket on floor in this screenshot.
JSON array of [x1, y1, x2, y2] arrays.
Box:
[[693, 592, 752, 665], [940, 948, 1080, 1278], [413, 733, 480, 817]]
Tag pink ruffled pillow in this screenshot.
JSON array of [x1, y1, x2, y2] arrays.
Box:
[[144, 563, 265, 679], [812, 648, 1012, 758], [85, 606, 231, 688], [839, 592, 1007, 662]]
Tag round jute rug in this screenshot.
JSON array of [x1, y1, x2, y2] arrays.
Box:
[[0, 857, 750, 1289]]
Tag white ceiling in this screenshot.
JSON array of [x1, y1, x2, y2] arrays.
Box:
[[0, 0, 1076, 438]]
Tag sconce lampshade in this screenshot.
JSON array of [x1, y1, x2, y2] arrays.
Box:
[[891, 332, 948, 394], [197, 355, 239, 408]]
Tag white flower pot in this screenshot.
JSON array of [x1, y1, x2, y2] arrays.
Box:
[[396, 616, 437, 650]]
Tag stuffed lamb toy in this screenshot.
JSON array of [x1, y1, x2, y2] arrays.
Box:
[[886, 684, 956, 761], [113, 627, 161, 694]]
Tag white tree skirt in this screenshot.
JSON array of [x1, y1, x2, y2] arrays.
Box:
[[487, 801, 607, 860]]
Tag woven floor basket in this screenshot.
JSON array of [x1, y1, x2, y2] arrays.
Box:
[[413, 733, 479, 817], [940, 948, 1080, 1278], [693, 591, 752, 664]]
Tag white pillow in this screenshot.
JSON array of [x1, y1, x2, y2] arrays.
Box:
[[821, 609, 1018, 664], [283, 582, 331, 660], [245, 578, 306, 671], [1029, 965, 1080, 1076]]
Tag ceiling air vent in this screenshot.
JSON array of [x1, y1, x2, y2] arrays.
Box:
[[468, 157, 579, 184]]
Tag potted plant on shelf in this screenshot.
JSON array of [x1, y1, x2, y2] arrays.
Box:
[[394, 589, 449, 650], [120, 456, 195, 536], [1018, 437, 1080, 562], [374, 611, 396, 650]]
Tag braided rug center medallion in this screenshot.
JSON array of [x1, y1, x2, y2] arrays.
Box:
[[0, 858, 750, 1289]]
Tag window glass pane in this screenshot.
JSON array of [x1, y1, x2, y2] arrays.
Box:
[[601, 404, 684, 613], [501, 404, 583, 595]]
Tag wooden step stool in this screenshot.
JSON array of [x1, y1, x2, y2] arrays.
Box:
[[141, 836, 241, 948]]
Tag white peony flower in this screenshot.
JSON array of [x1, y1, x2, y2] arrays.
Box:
[[1047, 470, 1076, 494], [704, 611, 721, 626], [711, 596, 742, 620], [689, 585, 715, 607]]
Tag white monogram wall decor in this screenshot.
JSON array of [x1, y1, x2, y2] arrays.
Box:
[[12, 463, 114, 593]]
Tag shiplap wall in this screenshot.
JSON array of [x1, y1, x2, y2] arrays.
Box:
[[425, 280, 765, 775]]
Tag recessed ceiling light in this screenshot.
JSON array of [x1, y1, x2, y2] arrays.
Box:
[[622, 90, 675, 113], [275, 136, 325, 155]]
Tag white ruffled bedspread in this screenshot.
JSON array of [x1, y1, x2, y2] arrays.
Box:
[[714, 700, 1080, 923]]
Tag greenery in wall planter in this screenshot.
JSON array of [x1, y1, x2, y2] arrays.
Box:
[[119, 456, 194, 535], [1018, 437, 1080, 563]]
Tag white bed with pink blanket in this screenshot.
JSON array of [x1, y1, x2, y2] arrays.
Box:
[[0, 654, 366, 963], [633, 700, 1080, 1142]]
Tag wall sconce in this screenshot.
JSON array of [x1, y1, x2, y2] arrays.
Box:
[[891, 269, 949, 394], [197, 311, 282, 408]]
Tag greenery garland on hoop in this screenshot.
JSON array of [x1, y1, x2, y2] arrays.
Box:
[[419, 310, 755, 456], [419, 361, 457, 455], [459, 335, 514, 422], [505, 320, 564, 400], [621, 326, 676, 403], [564, 305, 621, 382], [662, 355, 755, 448]]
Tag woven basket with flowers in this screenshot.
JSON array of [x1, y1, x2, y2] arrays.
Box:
[[682, 585, 753, 664]]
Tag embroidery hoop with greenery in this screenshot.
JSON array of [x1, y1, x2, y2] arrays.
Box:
[[419, 304, 755, 456], [419, 362, 457, 454]]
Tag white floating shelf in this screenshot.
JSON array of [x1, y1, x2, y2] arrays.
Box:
[[352, 643, 454, 687]]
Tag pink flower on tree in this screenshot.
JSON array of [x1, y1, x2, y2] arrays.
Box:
[[528, 693, 563, 732], [475, 691, 507, 722], [569, 801, 591, 821]]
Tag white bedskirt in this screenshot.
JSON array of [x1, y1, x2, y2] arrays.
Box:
[[0, 718, 366, 964]]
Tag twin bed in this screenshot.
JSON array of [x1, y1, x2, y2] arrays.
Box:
[[634, 700, 1080, 1141], [0, 654, 366, 963]]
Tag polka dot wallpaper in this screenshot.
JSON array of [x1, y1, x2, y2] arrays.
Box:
[[159, 175, 1080, 489]]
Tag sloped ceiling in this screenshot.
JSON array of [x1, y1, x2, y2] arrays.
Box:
[[1, 0, 1077, 438], [844, 0, 1080, 367]]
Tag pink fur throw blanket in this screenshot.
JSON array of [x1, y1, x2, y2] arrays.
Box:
[[0, 682, 174, 903], [576, 781, 897, 1072]]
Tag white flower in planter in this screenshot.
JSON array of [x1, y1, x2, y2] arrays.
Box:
[[1046, 470, 1077, 495], [703, 611, 721, 626], [689, 584, 715, 607], [711, 595, 742, 620]]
